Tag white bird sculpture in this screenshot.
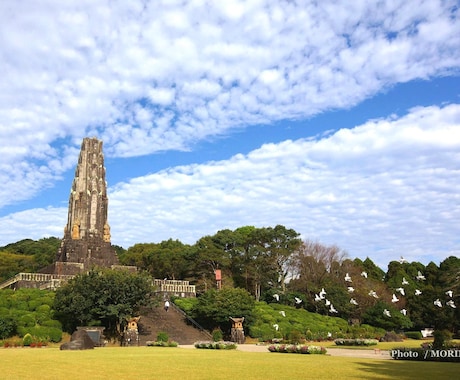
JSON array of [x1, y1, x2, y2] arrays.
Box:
[[415, 289, 422, 296], [446, 290, 453, 298], [273, 294, 280, 302], [273, 324, 279, 331], [396, 287, 405, 296], [279, 311, 286, 317], [446, 300, 456, 308], [400, 309, 407, 316], [361, 271, 368, 278], [344, 273, 352, 282], [391, 294, 399, 303], [350, 298, 358, 305], [314, 294, 322, 302], [383, 309, 391, 317], [433, 299, 442, 308], [294, 297, 302, 304], [416, 271, 426, 281], [368, 290, 379, 298], [325, 299, 331, 306], [347, 286, 355, 293], [402, 277, 409, 285], [329, 304, 338, 313]]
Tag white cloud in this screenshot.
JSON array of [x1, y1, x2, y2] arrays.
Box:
[[1, 104, 459, 267], [0, 1, 460, 267]]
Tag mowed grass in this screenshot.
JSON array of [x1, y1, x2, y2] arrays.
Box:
[[0, 346, 458, 380]]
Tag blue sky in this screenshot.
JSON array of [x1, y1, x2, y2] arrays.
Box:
[[0, 1, 459, 269]]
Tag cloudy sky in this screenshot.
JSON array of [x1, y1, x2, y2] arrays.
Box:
[[1, 1, 459, 268]]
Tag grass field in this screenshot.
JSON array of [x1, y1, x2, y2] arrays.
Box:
[[0, 345, 458, 380]]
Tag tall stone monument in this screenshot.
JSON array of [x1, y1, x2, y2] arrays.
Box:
[[54, 137, 119, 275]]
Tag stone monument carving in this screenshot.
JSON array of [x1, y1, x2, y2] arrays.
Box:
[[54, 137, 120, 275]]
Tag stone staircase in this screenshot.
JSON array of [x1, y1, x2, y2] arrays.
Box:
[[137, 304, 212, 345]]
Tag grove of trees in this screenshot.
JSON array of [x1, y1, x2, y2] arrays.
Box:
[[1, 225, 459, 337]]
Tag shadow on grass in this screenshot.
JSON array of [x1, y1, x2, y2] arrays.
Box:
[[355, 360, 459, 380]]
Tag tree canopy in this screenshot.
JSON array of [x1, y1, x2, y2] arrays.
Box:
[[53, 268, 155, 340]]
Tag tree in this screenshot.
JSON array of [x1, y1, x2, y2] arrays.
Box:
[[119, 240, 192, 280], [53, 268, 155, 342], [362, 301, 412, 331], [191, 287, 255, 334]]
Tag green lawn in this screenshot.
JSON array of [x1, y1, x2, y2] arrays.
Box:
[[0, 346, 458, 380]]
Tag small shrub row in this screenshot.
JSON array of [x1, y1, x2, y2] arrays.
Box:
[[268, 344, 327, 354], [334, 338, 378, 346], [146, 341, 178, 347], [194, 341, 237, 350]]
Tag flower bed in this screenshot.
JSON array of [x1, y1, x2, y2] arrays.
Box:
[[334, 338, 378, 346], [146, 341, 178, 347], [268, 344, 327, 354], [194, 341, 237, 350]]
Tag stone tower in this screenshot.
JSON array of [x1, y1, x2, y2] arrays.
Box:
[[54, 137, 119, 275]]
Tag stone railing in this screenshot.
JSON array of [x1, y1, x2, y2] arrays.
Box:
[[0, 273, 75, 290], [153, 279, 196, 297]]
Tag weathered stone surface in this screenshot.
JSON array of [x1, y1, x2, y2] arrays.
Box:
[[60, 329, 95, 350], [54, 137, 119, 275]]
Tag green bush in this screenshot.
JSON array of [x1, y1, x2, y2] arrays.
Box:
[[23, 333, 33, 346], [405, 331, 423, 340], [212, 328, 223, 342], [146, 340, 178, 347], [156, 332, 169, 342], [288, 330, 303, 344], [0, 316, 16, 339], [18, 326, 62, 343]]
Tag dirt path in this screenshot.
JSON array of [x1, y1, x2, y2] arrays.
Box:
[[179, 344, 392, 359]]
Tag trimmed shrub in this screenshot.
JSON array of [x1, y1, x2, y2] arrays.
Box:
[[18, 326, 62, 343], [212, 328, 223, 342], [194, 341, 237, 350], [405, 331, 423, 340], [146, 340, 178, 347], [156, 332, 169, 343], [23, 333, 33, 346]]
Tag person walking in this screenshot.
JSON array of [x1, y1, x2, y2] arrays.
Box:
[[164, 300, 170, 312]]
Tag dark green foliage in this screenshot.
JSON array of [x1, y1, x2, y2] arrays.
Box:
[[156, 331, 169, 342], [405, 331, 423, 339], [433, 329, 452, 349], [53, 268, 155, 340], [212, 328, 223, 342], [191, 288, 255, 332], [0, 316, 16, 339], [119, 239, 193, 280], [362, 301, 412, 330]]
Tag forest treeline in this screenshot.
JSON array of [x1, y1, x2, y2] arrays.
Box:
[[0, 225, 459, 333]]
